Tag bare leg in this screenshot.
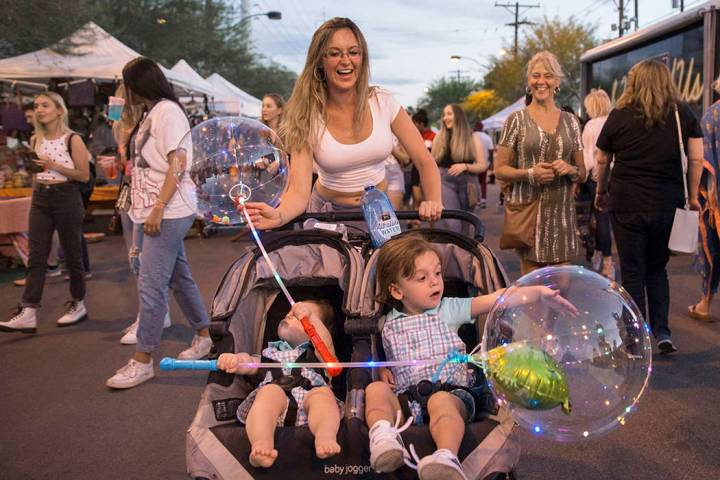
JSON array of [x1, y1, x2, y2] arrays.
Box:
[[427, 391, 466, 455], [690, 292, 713, 316], [246, 384, 288, 468], [520, 257, 545, 275], [365, 381, 402, 428], [304, 386, 341, 459]]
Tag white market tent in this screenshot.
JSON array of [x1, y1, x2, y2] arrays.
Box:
[[482, 97, 526, 131], [206, 72, 262, 118], [0, 22, 213, 96], [170, 59, 217, 98]]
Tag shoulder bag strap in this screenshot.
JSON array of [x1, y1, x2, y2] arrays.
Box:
[[674, 104, 689, 209]]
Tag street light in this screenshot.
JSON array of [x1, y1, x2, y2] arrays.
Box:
[[449, 55, 483, 69], [238, 11, 282, 25]]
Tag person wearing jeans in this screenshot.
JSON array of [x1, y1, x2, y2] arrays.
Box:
[[594, 60, 703, 355], [106, 58, 210, 389], [1, 92, 91, 334]]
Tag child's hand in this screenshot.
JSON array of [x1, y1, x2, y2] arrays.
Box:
[[536, 286, 579, 317], [290, 302, 312, 322], [379, 367, 395, 386], [217, 352, 256, 374]]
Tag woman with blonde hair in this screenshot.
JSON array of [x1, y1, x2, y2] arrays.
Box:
[[495, 51, 586, 274], [688, 74, 720, 323], [582, 88, 615, 278], [594, 59, 703, 354], [431, 103, 487, 232], [242, 17, 443, 229], [1, 92, 91, 333], [261, 93, 285, 132]]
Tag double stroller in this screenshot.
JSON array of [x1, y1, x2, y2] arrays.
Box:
[[186, 211, 520, 479]]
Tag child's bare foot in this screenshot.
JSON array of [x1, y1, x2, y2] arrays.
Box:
[[315, 434, 341, 459], [249, 441, 278, 468]]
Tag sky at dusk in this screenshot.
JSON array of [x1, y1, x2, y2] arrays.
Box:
[[248, 0, 704, 106]]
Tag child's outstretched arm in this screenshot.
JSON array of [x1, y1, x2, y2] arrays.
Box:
[[471, 286, 579, 318], [217, 352, 261, 375], [471, 289, 507, 317]]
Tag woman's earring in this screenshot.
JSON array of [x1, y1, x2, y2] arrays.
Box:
[[525, 86, 532, 95], [554, 86, 560, 94]]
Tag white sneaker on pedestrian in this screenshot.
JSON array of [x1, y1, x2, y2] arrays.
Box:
[[417, 449, 468, 480], [56, 300, 88, 327], [120, 312, 172, 345], [0, 306, 37, 334], [479, 199, 487, 209], [106, 358, 155, 389], [177, 334, 213, 360], [369, 413, 413, 473]]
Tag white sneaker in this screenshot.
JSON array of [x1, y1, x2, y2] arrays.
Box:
[[417, 449, 468, 480], [369, 413, 414, 473], [56, 300, 88, 327], [177, 334, 213, 360], [0, 306, 37, 334], [120, 312, 172, 345], [106, 358, 155, 389]]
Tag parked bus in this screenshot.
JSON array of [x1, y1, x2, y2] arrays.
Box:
[[581, 0, 719, 116]]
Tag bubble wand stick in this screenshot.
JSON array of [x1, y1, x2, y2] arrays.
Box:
[[234, 193, 342, 377]]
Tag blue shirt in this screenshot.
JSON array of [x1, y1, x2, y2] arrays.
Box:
[[386, 297, 473, 331]]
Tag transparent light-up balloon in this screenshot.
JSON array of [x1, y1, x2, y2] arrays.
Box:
[[173, 117, 288, 225], [482, 266, 652, 441]]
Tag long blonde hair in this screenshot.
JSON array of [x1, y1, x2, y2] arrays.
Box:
[[32, 92, 72, 150], [617, 60, 680, 129], [279, 17, 373, 153], [431, 104, 476, 163]]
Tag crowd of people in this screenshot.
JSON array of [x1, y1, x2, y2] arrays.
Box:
[[1, 14, 719, 478]]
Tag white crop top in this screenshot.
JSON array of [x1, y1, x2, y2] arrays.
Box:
[[35, 135, 75, 182], [313, 89, 401, 192]]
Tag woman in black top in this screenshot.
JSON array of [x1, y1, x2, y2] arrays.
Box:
[[430, 104, 487, 232], [594, 59, 703, 354]]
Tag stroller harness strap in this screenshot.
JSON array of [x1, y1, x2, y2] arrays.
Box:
[[259, 347, 327, 427]]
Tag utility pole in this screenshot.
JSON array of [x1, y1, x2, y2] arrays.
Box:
[[618, 0, 625, 37], [635, 0, 639, 30], [494, 2, 540, 57]]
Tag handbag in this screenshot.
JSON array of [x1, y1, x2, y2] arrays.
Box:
[[499, 199, 539, 250], [668, 104, 699, 254]]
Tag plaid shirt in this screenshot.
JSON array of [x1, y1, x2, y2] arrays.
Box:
[[382, 305, 472, 394], [236, 341, 343, 427]]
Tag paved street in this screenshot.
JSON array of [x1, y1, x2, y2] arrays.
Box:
[[2, 183, 719, 479]]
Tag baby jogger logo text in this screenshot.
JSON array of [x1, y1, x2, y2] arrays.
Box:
[[324, 464, 373, 475]]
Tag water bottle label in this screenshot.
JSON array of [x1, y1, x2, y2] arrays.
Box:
[[375, 219, 401, 239]]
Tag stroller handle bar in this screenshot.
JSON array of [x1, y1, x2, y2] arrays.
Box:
[[290, 209, 484, 242]]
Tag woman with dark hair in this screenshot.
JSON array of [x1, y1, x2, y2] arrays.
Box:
[[106, 57, 210, 389], [241, 18, 442, 229], [431, 103, 487, 232], [594, 59, 703, 354]]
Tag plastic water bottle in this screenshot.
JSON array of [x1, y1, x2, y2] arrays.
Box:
[[361, 185, 401, 248]]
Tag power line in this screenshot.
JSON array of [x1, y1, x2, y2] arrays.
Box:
[[494, 2, 540, 57]]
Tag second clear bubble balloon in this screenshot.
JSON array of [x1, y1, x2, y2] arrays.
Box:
[[173, 117, 289, 226]]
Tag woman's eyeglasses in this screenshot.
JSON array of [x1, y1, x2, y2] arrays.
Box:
[[324, 47, 362, 60]]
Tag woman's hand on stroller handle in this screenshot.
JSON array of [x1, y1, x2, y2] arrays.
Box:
[[379, 367, 395, 386], [418, 200, 443, 222]]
